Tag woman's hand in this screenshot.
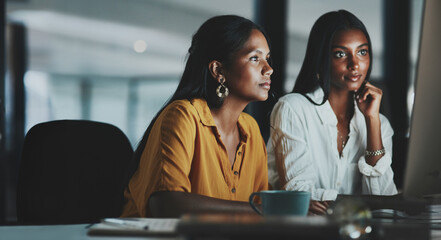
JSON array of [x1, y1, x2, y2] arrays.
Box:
[[355, 82, 382, 118], [308, 200, 332, 215]]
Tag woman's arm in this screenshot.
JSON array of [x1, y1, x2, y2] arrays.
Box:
[[356, 83, 397, 195], [149, 191, 256, 218], [356, 82, 385, 166]]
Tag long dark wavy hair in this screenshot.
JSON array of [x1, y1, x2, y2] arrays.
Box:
[[126, 15, 270, 183], [293, 10, 373, 105]]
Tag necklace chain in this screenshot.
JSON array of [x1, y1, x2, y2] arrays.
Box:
[[340, 133, 348, 149], [338, 130, 349, 157], [337, 115, 351, 157]]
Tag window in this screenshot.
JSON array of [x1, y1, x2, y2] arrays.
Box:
[[7, 0, 255, 146]]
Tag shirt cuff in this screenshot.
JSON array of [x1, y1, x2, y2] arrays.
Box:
[[312, 188, 338, 201], [321, 190, 338, 201], [358, 152, 392, 177]]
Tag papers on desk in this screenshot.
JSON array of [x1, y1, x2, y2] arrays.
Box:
[[87, 218, 179, 237]]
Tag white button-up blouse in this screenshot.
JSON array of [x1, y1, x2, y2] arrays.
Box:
[[267, 88, 398, 201]]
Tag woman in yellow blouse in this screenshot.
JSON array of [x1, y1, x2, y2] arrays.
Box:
[[121, 15, 273, 218]]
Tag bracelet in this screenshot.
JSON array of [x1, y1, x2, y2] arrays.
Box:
[[365, 148, 385, 156]]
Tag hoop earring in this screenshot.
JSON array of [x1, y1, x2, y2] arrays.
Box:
[[216, 78, 229, 98]]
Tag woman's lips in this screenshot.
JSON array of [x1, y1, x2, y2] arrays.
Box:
[[346, 75, 361, 82], [259, 80, 271, 89]]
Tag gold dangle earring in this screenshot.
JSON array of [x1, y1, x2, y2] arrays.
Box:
[[216, 78, 229, 98]]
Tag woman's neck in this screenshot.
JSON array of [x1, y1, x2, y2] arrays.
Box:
[[328, 88, 355, 120], [210, 97, 247, 135]]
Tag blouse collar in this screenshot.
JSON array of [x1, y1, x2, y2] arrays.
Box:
[[190, 98, 249, 143], [306, 88, 363, 134]]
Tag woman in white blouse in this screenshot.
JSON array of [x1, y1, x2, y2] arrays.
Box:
[[267, 10, 397, 214]]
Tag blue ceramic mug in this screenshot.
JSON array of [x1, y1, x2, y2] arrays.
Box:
[[249, 190, 310, 216]]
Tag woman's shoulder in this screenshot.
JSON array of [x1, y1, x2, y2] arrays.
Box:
[[239, 112, 264, 135], [163, 99, 197, 114], [278, 92, 310, 104], [165, 99, 192, 109], [238, 112, 266, 146], [159, 99, 199, 122], [279, 93, 315, 107], [239, 112, 260, 129], [154, 99, 201, 136], [274, 93, 315, 114]]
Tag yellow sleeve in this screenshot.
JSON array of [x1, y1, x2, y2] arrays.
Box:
[[156, 102, 197, 192], [122, 100, 197, 217]]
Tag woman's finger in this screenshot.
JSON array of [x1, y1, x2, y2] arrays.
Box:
[[357, 86, 382, 102], [309, 201, 328, 214]]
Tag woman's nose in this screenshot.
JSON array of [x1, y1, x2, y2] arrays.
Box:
[[263, 62, 273, 76], [348, 56, 360, 70]]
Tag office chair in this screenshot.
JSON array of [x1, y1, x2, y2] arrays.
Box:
[[16, 120, 134, 225]]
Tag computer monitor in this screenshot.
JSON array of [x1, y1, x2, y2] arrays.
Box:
[[403, 0, 441, 200]]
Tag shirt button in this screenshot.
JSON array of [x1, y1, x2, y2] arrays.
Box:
[[232, 188, 236, 193], [238, 152, 242, 156], [234, 171, 239, 175]]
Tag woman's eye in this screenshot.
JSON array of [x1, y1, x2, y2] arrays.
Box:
[[250, 56, 259, 62], [358, 49, 368, 56], [333, 51, 346, 58]]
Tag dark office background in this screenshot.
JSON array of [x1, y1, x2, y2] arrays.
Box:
[[1, 0, 423, 223]]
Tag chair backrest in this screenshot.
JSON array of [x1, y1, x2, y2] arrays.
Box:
[[16, 120, 134, 225]]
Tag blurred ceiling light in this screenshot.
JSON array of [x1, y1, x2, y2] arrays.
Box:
[[133, 40, 147, 53]]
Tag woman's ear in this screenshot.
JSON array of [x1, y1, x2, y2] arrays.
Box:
[[208, 60, 224, 83]]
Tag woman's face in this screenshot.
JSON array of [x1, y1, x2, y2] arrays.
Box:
[[330, 28, 370, 92], [223, 29, 273, 102]]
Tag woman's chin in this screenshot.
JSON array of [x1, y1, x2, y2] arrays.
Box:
[[253, 91, 269, 102], [347, 82, 364, 92]]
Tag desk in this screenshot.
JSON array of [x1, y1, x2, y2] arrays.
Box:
[[0, 224, 182, 240], [1, 222, 441, 240]]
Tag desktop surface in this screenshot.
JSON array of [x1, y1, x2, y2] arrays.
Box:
[[0, 217, 438, 240]]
